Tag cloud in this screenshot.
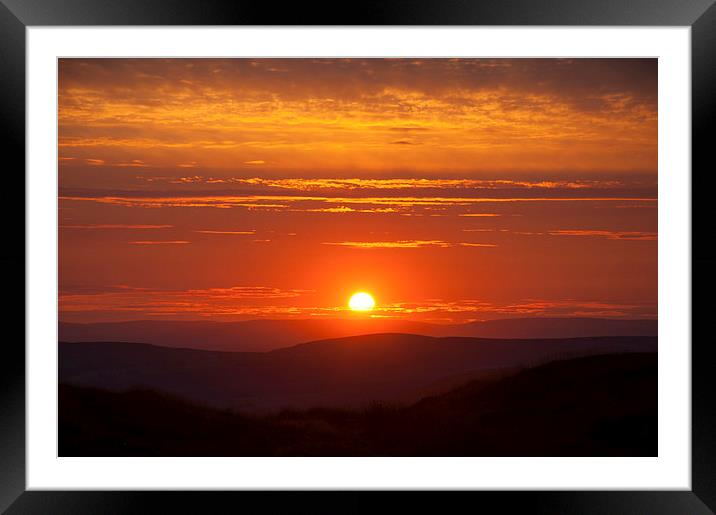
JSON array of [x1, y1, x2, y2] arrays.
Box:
[[59, 284, 315, 319], [59, 283, 655, 322], [58, 58, 657, 174], [59, 58, 656, 113], [548, 230, 657, 241], [301, 206, 398, 214], [60, 224, 173, 229], [115, 159, 149, 167], [322, 240, 496, 249], [60, 193, 656, 215], [195, 230, 255, 235], [322, 240, 451, 249], [130, 240, 190, 245], [138, 177, 636, 191], [389, 126, 430, 132], [170, 176, 204, 183], [462, 228, 510, 233], [373, 298, 655, 320]]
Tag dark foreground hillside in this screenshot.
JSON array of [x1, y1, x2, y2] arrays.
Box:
[[59, 353, 657, 457]]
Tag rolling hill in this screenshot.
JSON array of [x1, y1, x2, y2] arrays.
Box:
[[59, 333, 657, 412], [58, 317, 658, 352]]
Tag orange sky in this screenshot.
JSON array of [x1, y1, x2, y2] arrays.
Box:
[[58, 58, 657, 323]]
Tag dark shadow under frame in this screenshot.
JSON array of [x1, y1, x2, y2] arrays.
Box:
[[1, 0, 714, 512]]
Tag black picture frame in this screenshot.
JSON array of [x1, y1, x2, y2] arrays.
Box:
[[2, 0, 714, 512]]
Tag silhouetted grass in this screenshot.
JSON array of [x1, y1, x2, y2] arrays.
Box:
[[59, 353, 656, 457]]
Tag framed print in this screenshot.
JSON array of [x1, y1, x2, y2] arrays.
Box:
[[2, 0, 715, 512]]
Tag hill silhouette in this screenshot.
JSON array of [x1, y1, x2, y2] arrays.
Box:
[[59, 353, 657, 457], [58, 317, 657, 352], [59, 333, 657, 412]]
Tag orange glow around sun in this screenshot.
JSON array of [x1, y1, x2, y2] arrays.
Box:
[[56, 58, 658, 324], [349, 292, 376, 312]]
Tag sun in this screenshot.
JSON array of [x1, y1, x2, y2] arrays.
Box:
[[348, 292, 375, 312]]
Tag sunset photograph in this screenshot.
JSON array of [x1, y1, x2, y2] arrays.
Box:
[[57, 58, 658, 457]]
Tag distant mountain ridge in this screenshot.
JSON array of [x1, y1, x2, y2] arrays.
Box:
[[59, 333, 657, 412], [59, 317, 657, 352]]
